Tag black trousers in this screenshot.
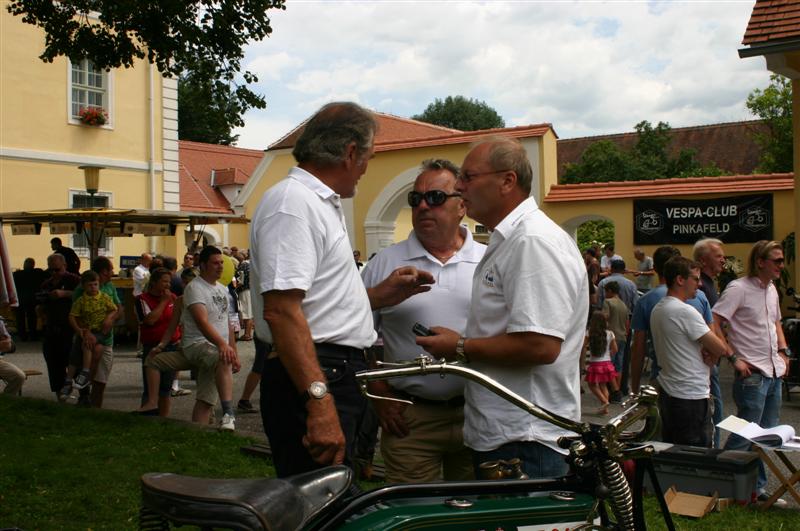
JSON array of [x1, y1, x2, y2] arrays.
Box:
[[659, 389, 713, 448], [14, 303, 38, 340], [42, 327, 73, 392], [260, 342, 368, 478]]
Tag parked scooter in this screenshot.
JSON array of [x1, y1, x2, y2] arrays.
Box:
[[140, 357, 675, 530]]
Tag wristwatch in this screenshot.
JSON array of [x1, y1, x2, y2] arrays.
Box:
[[778, 347, 790, 356], [455, 337, 469, 363], [728, 353, 738, 365], [302, 380, 328, 402]]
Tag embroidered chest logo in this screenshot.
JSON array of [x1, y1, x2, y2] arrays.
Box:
[[483, 267, 495, 287]]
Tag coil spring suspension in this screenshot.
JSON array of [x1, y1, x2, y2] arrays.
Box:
[[598, 458, 635, 531]]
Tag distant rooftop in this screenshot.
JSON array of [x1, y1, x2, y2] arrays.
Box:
[[556, 120, 767, 181], [742, 0, 800, 46]]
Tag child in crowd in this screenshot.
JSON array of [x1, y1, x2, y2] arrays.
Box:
[[583, 310, 619, 416], [63, 270, 117, 395], [602, 281, 629, 402]]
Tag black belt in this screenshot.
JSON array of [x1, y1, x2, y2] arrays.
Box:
[[255, 338, 366, 362], [396, 389, 465, 407], [314, 343, 366, 361]]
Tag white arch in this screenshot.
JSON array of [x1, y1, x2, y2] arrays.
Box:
[[560, 214, 614, 242], [363, 165, 420, 257]]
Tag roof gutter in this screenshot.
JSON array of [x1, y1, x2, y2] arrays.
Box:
[[738, 38, 800, 58]]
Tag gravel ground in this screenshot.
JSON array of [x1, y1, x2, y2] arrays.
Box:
[[6, 337, 800, 506]]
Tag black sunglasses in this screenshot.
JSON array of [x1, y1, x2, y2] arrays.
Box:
[[407, 190, 461, 208]]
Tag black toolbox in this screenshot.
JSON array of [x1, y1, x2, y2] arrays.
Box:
[[644, 443, 759, 503]]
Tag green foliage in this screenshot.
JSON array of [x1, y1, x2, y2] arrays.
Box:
[[577, 219, 615, 252], [562, 120, 730, 184], [746, 74, 793, 173], [412, 95, 505, 131], [179, 73, 240, 144], [6, 0, 286, 139]]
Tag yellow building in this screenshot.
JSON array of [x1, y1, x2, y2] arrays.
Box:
[[740, 0, 800, 284], [0, 2, 179, 271], [234, 113, 557, 257]]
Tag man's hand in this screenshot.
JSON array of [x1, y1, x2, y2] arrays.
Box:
[[217, 342, 238, 367], [416, 326, 460, 361], [101, 316, 114, 335], [780, 351, 790, 378], [303, 398, 346, 465], [82, 330, 98, 349], [368, 266, 434, 310], [733, 358, 751, 377], [368, 383, 410, 437]]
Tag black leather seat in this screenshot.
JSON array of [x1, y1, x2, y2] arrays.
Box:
[[140, 466, 352, 531]]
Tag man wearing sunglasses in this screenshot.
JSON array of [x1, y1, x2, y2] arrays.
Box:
[[713, 240, 791, 507], [417, 137, 589, 480], [249, 102, 434, 478], [361, 158, 486, 483]]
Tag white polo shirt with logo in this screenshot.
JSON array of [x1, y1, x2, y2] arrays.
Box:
[[464, 197, 589, 454], [361, 227, 486, 400]]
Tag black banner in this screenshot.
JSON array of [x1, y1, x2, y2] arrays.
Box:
[[633, 194, 773, 245]]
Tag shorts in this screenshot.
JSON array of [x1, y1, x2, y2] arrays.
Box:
[[238, 289, 253, 320], [146, 341, 221, 406], [251, 336, 268, 375], [611, 339, 627, 373], [69, 332, 113, 383]]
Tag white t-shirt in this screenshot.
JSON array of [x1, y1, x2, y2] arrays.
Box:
[[249, 167, 376, 348], [132, 264, 150, 297], [464, 197, 589, 454], [600, 253, 622, 271], [181, 276, 230, 347], [651, 296, 711, 400], [361, 228, 486, 400]]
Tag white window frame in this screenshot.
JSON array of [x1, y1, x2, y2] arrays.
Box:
[[67, 58, 114, 129], [68, 189, 114, 258]]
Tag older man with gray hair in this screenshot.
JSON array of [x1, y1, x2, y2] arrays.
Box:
[[250, 102, 434, 478], [417, 137, 588, 479]]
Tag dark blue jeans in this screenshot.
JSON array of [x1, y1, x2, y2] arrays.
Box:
[[260, 344, 368, 478], [472, 440, 569, 480], [710, 364, 723, 448], [723, 371, 782, 493]]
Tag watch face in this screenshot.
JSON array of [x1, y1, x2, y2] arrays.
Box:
[[309, 381, 328, 399]]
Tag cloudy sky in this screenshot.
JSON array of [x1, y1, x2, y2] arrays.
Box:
[[233, 0, 770, 150]]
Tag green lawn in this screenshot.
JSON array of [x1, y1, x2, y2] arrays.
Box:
[[1, 395, 797, 530]]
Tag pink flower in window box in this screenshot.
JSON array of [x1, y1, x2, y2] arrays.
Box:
[[78, 107, 108, 126]]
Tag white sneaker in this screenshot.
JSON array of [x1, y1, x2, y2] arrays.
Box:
[[220, 413, 235, 432]]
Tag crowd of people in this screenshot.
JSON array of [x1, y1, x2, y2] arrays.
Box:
[[0, 101, 794, 508]]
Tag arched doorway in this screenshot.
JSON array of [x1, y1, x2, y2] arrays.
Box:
[[562, 215, 616, 250], [363, 166, 420, 257]]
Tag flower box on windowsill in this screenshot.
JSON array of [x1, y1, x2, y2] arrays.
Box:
[[77, 107, 108, 126]]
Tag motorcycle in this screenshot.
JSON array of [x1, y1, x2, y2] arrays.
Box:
[[139, 357, 675, 530]]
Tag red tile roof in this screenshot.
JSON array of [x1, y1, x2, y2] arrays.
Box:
[[557, 121, 767, 181], [268, 111, 553, 153], [270, 112, 461, 151], [179, 141, 264, 213], [743, 0, 800, 45], [544, 173, 793, 203]]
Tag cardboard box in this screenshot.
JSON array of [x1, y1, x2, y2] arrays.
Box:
[[664, 486, 718, 518]]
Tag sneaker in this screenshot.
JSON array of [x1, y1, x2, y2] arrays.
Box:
[[170, 388, 192, 397], [73, 372, 90, 390], [59, 382, 73, 402], [757, 493, 789, 508], [237, 399, 258, 414], [220, 413, 235, 432]]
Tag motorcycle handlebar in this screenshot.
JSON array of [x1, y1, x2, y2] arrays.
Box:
[[356, 356, 659, 447]]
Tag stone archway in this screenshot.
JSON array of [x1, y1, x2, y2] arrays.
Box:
[[561, 214, 615, 243], [363, 165, 420, 257]]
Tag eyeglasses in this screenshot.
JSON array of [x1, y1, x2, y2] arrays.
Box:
[[764, 257, 785, 265], [456, 169, 511, 183], [688, 275, 701, 282], [407, 190, 461, 208]]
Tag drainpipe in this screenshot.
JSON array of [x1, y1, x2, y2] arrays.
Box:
[[148, 63, 156, 251]]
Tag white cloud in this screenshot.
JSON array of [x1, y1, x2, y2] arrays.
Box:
[[237, 1, 772, 144]]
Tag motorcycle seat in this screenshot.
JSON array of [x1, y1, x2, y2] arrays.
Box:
[[141, 465, 352, 531]]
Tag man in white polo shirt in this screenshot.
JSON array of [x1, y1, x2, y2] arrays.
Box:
[[650, 256, 729, 447], [418, 137, 588, 479], [362, 158, 486, 483], [250, 102, 434, 478]]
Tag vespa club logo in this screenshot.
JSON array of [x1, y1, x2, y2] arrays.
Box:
[[636, 209, 664, 235], [740, 206, 770, 233]]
